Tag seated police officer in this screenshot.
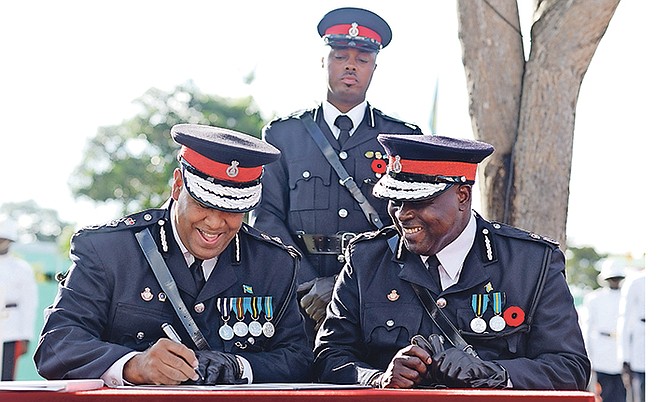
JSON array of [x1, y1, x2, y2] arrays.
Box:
[[35, 124, 312, 385], [314, 134, 590, 390], [250, 6, 421, 343]]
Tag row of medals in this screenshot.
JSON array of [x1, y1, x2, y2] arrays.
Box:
[[470, 292, 505, 334], [217, 296, 275, 341]]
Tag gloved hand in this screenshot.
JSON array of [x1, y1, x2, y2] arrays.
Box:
[[192, 350, 248, 385], [412, 334, 508, 388], [297, 275, 336, 330]]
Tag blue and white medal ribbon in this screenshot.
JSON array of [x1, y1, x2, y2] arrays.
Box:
[[489, 292, 506, 332], [470, 293, 489, 333]]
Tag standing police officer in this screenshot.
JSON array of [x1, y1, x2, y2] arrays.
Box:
[[35, 124, 312, 385], [250, 7, 422, 341], [314, 134, 590, 390]]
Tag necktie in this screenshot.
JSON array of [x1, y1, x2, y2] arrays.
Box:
[[426, 255, 442, 289], [190, 258, 205, 292], [335, 115, 353, 149]]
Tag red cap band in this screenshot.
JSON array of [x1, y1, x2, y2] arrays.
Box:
[[180, 147, 263, 183], [393, 158, 478, 181], [325, 24, 382, 44]]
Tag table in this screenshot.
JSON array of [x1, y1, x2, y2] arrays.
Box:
[[0, 387, 596, 401]]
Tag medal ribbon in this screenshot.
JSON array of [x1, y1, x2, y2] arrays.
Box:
[[251, 297, 262, 320], [234, 297, 244, 320], [264, 296, 273, 321], [243, 297, 252, 319], [471, 293, 490, 317], [491, 292, 505, 315], [217, 297, 231, 321]]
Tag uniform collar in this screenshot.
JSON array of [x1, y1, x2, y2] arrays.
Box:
[[322, 100, 367, 139]]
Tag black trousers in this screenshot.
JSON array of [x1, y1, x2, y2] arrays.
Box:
[[596, 371, 626, 402]]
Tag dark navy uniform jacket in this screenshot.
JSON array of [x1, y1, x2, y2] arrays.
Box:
[[314, 214, 590, 390], [35, 207, 312, 383], [250, 104, 422, 283]]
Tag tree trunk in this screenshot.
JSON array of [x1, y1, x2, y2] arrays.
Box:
[[458, 0, 620, 249]]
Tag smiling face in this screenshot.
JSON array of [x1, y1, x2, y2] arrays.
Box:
[[388, 184, 472, 256], [324, 46, 377, 111], [171, 168, 244, 260]]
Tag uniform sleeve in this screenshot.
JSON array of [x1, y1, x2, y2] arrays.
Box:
[[34, 233, 135, 380], [313, 255, 381, 385], [250, 122, 319, 282], [494, 247, 591, 390]]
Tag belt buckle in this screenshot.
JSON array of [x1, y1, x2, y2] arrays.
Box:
[[340, 232, 357, 252]]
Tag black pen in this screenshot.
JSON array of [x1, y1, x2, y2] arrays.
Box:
[[162, 323, 182, 344]]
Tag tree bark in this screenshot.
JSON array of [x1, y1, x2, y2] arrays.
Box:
[[458, 0, 620, 249]]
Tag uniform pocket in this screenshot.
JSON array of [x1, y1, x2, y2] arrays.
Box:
[[287, 158, 331, 211], [362, 302, 421, 349], [110, 302, 172, 349]]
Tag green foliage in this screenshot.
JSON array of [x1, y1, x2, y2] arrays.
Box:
[[0, 200, 72, 244], [70, 81, 265, 214], [565, 244, 604, 290]]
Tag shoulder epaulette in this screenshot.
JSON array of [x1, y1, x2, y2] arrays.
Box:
[[488, 220, 560, 248], [241, 224, 302, 259], [349, 226, 396, 246], [371, 106, 419, 130], [78, 208, 166, 234]]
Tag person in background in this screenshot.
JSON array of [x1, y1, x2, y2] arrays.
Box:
[[314, 134, 590, 390], [0, 217, 38, 381], [250, 7, 422, 343], [618, 268, 645, 402], [581, 259, 627, 402], [35, 124, 312, 386]]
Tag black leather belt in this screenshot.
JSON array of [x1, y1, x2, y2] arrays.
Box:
[[296, 232, 357, 255]]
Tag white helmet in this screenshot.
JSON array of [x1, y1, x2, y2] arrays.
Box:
[[597, 258, 627, 282], [0, 217, 19, 242]]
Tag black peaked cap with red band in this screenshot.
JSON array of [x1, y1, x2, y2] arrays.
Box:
[[171, 124, 280, 212], [373, 134, 494, 202], [318, 7, 392, 52]]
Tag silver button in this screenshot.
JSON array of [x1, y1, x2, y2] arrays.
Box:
[[386, 320, 395, 327], [338, 208, 348, 218], [339, 151, 348, 159], [143, 213, 152, 221], [136, 331, 145, 340], [194, 303, 205, 313], [436, 298, 447, 308], [302, 171, 310, 178]]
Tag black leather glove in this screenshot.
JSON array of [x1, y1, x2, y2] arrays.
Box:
[[433, 347, 508, 388], [297, 275, 336, 330], [192, 350, 248, 385], [412, 334, 508, 389]]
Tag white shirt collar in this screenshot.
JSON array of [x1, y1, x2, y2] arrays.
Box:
[[422, 212, 477, 289], [322, 100, 366, 140], [170, 205, 218, 279]]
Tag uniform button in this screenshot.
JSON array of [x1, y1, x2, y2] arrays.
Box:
[[194, 303, 205, 313], [302, 171, 310, 178], [338, 208, 348, 218], [436, 298, 447, 308], [386, 320, 395, 327], [136, 331, 145, 340], [143, 213, 152, 221], [111, 379, 120, 386], [339, 151, 348, 159]]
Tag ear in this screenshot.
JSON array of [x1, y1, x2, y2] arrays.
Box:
[[171, 168, 183, 201], [457, 184, 472, 210]]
